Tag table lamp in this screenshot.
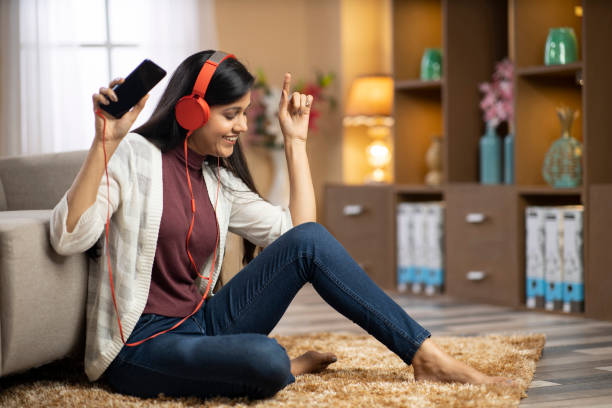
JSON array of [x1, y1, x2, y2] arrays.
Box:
[[343, 75, 394, 183]]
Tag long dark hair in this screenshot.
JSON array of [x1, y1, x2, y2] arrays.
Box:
[[87, 50, 260, 265]]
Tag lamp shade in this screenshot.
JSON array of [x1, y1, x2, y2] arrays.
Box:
[[345, 75, 393, 117]]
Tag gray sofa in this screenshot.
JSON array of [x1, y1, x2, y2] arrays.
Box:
[[0, 149, 244, 378], [0, 150, 89, 377]]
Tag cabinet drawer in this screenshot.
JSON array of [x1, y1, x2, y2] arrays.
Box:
[[445, 185, 520, 305], [324, 185, 395, 289]]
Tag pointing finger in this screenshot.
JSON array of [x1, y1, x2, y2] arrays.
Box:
[[282, 73, 291, 96], [279, 73, 291, 113]]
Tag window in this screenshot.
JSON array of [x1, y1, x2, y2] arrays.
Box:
[[16, 0, 208, 154]]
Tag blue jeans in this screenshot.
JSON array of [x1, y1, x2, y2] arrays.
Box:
[[103, 222, 431, 400]]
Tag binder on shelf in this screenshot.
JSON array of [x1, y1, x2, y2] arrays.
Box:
[[525, 206, 546, 309], [396, 203, 416, 292], [544, 208, 564, 311], [425, 203, 444, 295], [412, 204, 427, 294], [562, 206, 584, 313]]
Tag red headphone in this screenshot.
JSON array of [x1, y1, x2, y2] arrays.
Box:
[[175, 50, 236, 133]]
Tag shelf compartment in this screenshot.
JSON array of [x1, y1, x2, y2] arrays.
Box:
[[392, 0, 442, 81], [395, 184, 444, 203], [515, 76, 583, 186], [512, 0, 583, 69], [444, 0, 507, 184], [393, 91, 442, 184]]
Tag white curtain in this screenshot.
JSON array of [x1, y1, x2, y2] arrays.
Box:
[[0, 0, 217, 157]]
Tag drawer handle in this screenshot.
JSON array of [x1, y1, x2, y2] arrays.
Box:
[[466, 213, 487, 224], [466, 270, 487, 281], [343, 204, 365, 216]]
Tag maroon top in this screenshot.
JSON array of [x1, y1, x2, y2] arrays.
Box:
[[143, 144, 218, 317]]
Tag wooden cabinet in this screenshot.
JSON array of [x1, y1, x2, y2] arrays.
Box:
[[445, 185, 520, 306], [586, 185, 612, 321], [324, 184, 396, 290], [327, 0, 612, 321]]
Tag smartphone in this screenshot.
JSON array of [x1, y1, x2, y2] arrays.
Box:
[[99, 59, 166, 118]]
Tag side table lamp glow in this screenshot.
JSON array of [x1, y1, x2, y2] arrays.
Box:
[[343, 75, 394, 183]]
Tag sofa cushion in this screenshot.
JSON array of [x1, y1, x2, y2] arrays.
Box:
[[0, 210, 88, 376], [0, 150, 87, 210]]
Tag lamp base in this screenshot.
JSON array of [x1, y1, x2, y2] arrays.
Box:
[[364, 168, 387, 184]]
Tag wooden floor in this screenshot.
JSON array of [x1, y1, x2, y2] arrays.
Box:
[[270, 284, 612, 407]]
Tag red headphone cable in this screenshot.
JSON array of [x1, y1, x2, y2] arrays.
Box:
[[94, 109, 220, 346]]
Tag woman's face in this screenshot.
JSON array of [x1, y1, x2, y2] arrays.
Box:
[[187, 90, 251, 158]]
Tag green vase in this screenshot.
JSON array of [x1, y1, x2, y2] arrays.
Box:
[[542, 107, 582, 188], [544, 27, 578, 65], [420, 48, 442, 81]]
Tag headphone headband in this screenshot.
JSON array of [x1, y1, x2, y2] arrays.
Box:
[[192, 51, 235, 98]]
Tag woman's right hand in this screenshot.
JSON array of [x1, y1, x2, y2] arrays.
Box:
[[92, 77, 149, 145]]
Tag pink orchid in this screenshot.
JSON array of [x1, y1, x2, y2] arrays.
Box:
[[479, 58, 514, 127]]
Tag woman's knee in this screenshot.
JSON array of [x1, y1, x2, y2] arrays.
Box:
[[285, 222, 332, 249], [244, 336, 292, 397]]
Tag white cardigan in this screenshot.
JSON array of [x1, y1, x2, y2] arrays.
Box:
[[49, 133, 293, 381]]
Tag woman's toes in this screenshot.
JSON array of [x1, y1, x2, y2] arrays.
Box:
[[306, 350, 337, 371], [291, 350, 338, 376]]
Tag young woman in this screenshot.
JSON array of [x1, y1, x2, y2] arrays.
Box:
[[50, 50, 513, 401]]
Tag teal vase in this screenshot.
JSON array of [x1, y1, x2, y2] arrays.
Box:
[[480, 123, 502, 184], [542, 107, 582, 187], [504, 133, 514, 184]]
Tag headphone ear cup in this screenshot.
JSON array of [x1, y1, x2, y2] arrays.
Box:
[[175, 95, 210, 131]]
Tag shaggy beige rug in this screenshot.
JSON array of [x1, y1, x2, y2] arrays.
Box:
[[0, 332, 545, 408]]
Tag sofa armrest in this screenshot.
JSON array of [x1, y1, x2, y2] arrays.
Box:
[[0, 210, 88, 377]]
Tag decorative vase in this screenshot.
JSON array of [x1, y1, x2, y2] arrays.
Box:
[[544, 27, 578, 66], [266, 147, 290, 207], [542, 107, 582, 188], [425, 135, 443, 185], [420, 48, 442, 81], [480, 122, 502, 184], [504, 132, 515, 184]]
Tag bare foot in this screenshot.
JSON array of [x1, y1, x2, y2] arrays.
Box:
[[290, 350, 337, 376], [412, 339, 515, 386]]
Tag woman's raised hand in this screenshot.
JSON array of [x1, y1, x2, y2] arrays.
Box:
[[278, 73, 313, 144], [92, 77, 149, 145]]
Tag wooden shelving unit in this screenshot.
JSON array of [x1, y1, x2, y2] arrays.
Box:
[[325, 0, 612, 321], [516, 62, 582, 78], [395, 79, 442, 91]]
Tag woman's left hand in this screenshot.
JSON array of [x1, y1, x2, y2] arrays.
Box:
[[278, 73, 314, 144]]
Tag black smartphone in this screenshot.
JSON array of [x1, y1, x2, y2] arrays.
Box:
[[99, 59, 166, 118]]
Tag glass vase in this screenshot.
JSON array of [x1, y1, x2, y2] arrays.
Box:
[[542, 107, 582, 188], [480, 122, 502, 184], [504, 132, 514, 184]]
